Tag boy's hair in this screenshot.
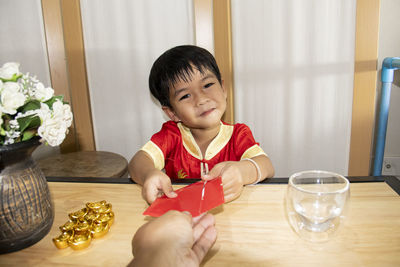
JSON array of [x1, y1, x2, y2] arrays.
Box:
[[149, 45, 222, 107]]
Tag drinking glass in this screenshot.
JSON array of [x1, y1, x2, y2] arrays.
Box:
[[285, 170, 350, 243]]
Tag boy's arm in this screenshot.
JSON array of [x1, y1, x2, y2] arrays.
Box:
[[128, 150, 157, 185], [129, 151, 177, 203], [203, 154, 274, 203], [240, 154, 274, 185]]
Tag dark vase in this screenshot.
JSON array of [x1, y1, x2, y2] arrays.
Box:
[[0, 137, 54, 254]]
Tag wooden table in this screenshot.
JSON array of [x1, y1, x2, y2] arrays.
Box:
[[0, 178, 399, 266]]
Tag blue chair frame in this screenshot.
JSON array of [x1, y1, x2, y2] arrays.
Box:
[[373, 57, 400, 176]]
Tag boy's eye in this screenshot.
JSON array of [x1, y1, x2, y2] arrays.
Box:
[[204, 82, 214, 88], [179, 94, 190, 101]]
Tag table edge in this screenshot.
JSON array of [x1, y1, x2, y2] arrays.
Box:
[[45, 176, 400, 195]]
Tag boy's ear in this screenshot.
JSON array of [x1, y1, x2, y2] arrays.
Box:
[[162, 106, 180, 122]]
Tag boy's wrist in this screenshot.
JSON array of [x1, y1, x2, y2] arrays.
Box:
[[241, 158, 261, 185]]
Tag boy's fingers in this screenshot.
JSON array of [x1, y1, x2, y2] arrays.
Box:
[[144, 190, 157, 204], [142, 183, 157, 204], [201, 175, 213, 181], [202, 164, 224, 180], [160, 179, 177, 198]]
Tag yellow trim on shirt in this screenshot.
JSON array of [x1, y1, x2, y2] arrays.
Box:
[[204, 123, 234, 160], [178, 122, 234, 160], [141, 141, 165, 170], [178, 123, 202, 160], [241, 144, 267, 160]]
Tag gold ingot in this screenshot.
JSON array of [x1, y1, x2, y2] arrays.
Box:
[[91, 221, 110, 239], [68, 208, 88, 221], [108, 211, 115, 226], [52, 201, 114, 250], [98, 203, 112, 214], [84, 211, 99, 224], [74, 219, 90, 234], [96, 211, 114, 226], [86, 200, 107, 212], [60, 220, 75, 232], [53, 230, 73, 249], [69, 232, 92, 250]]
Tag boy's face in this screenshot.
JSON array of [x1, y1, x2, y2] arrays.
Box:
[[162, 68, 227, 130]]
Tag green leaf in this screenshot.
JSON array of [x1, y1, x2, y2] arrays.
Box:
[[0, 73, 22, 83], [17, 115, 41, 133], [44, 95, 64, 109], [22, 129, 36, 141], [19, 100, 41, 113]]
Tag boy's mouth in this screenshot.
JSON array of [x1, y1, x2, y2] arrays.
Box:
[[199, 108, 216, 117]]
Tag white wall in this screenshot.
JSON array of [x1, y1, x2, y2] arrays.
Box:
[[2, 0, 398, 177], [0, 0, 59, 159], [378, 0, 400, 175], [231, 0, 356, 177], [80, 0, 195, 162]]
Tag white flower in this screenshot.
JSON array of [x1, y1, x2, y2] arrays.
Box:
[[37, 102, 51, 119], [34, 82, 54, 101], [37, 101, 72, 146], [0, 82, 26, 114], [52, 100, 73, 128], [38, 116, 68, 146], [3, 119, 20, 145], [0, 62, 20, 80], [0, 62, 72, 146]]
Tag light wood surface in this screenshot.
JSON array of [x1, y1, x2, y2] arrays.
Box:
[[348, 0, 380, 175], [193, 0, 214, 53], [41, 0, 78, 153], [0, 182, 399, 266], [213, 0, 235, 124], [60, 0, 96, 151]]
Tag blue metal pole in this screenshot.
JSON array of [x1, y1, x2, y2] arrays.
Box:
[[373, 57, 400, 176]]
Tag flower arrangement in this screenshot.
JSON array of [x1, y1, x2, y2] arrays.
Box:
[[0, 62, 73, 146]]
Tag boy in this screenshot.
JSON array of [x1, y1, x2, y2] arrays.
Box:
[[129, 45, 274, 204]]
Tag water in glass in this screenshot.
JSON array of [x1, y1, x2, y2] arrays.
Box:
[[286, 170, 350, 243]]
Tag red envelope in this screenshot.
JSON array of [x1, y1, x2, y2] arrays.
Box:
[[143, 177, 224, 217]]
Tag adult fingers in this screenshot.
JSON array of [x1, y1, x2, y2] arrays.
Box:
[[192, 212, 207, 225], [193, 213, 215, 241], [192, 226, 217, 263]]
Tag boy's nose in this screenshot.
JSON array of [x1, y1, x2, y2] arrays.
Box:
[[195, 91, 209, 106]]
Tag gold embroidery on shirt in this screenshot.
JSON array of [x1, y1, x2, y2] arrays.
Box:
[[177, 169, 188, 179]]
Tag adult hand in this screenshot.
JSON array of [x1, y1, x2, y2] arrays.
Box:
[[202, 161, 245, 203], [142, 169, 177, 204], [130, 211, 217, 267]]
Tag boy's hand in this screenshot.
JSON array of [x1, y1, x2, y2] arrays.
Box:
[[202, 161, 244, 203], [142, 169, 177, 204]]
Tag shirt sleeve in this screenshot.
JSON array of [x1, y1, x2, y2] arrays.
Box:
[[233, 123, 267, 160], [140, 121, 179, 170]]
